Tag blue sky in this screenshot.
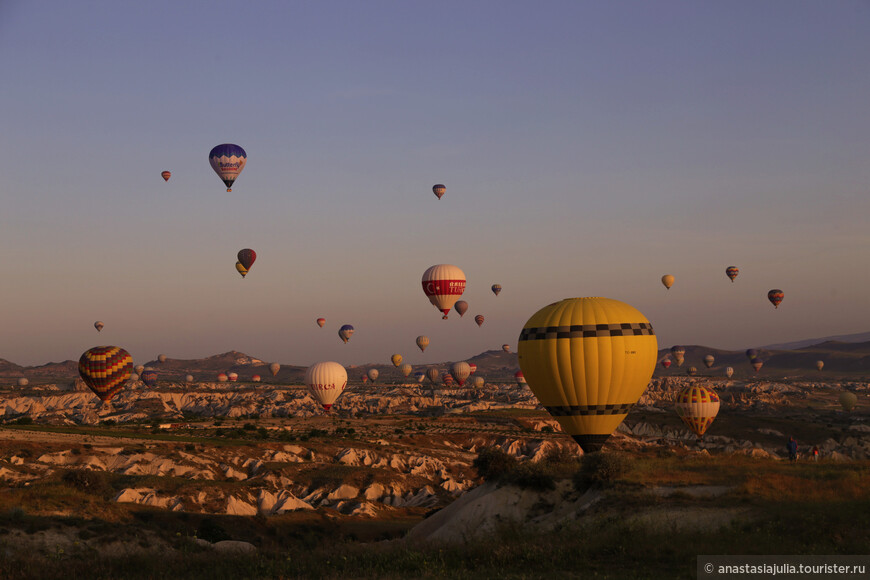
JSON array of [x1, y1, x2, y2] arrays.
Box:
[[1, 1, 869, 367]]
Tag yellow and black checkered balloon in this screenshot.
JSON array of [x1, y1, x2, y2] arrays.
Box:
[[78, 346, 133, 403]]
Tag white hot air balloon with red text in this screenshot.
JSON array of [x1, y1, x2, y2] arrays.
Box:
[[421, 264, 466, 319], [304, 362, 348, 412]]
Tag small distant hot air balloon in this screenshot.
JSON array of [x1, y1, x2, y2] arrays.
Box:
[[468, 363, 477, 374], [450, 362, 471, 387], [491, 284, 502, 296], [816, 360, 824, 371], [745, 349, 758, 360], [227, 372, 238, 382], [399, 363, 413, 377], [238, 249, 256, 273], [158, 354, 167, 363], [94, 321, 104, 333], [675, 385, 720, 438], [235, 261, 248, 278], [839, 391, 858, 412], [661, 359, 672, 369], [413, 371, 426, 383], [474, 315, 484, 327], [209, 144, 247, 192], [316, 318, 326, 328], [252, 375, 261, 382], [140, 369, 158, 387], [416, 335, 429, 352], [768, 289, 784, 309], [518, 297, 657, 453], [454, 301, 469, 317], [703, 355, 715, 368], [514, 370, 526, 385], [471, 376, 485, 388], [339, 324, 355, 343], [432, 184, 446, 199], [426, 367, 440, 385], [217, 372, 228, 382], [367, 369, 379, 383], [502, 344, 511, 353], [270, 363, 280, 376], [161, 171, 171, 182], [135, 365, 145, 375], [441, 372, 455, 387], [752, 359, 763, 372], [185, 375, 194, 383], [422, 264, 466, 319], [670, 346, 685, 367], [391, 354, 403, 367], [687, 367, 698, 377], [304, 361, 348, 411], [661, 275, 675, 290], [130, 373, 139, 382], [725, 367, 734, 378], [361, 374, 368, 384], [725, 266, 739, 282], [17, 378, 28, 387]]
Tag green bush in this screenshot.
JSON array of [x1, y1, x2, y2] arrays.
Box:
[[574, 452, 630, 489], [473, 447, 517, 481], [504, 461, 555, 491]]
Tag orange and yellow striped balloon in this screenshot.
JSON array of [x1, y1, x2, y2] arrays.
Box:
[[675, 385, 720, 437], [78, 346, 133, 403], [517, 297, 657, 453]]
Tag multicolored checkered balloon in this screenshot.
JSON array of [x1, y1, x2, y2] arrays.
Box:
[[78, 346, 133, 403]]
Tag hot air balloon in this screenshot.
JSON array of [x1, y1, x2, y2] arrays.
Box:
[[468, 363, 477, 375], [391, 354, 403, 367], [454, 301, 469, 318], [252, 375, 261, 382], [661, 359, 672, 369], [416, 335, 429, 352], [304, 361, 348, 412], [687, 367, 698, 377], [94, 321, 104, 333], [270, 363, 280, 376], [839, 391, 858, 412], [502, 344, 511, 353], [209, 143, 247, 192], [703, 355, 715, 368], [432, 184, 446, 199], [675, 385, 720, 438], [17, 378, 28, 387], [725, 367, 734, 378], [135, 365, 145, 375], [161, 171, 171, 182], [367, 369, 379, 383], [361, 374, 368, 384], [450, 362, 471, 387], [400, 363, 413, 377], [474, 315, 484, 327], [414, 371, 426, 383], [725, 266, 739, 282], [185, 375, 194, 383], [670, 346, 685, 367], [140, 369, 158, 387], [514, 370, 526, 385], [157, 354, 167, 363], [235, 261, 248, 278], [316, 318, 326, 328], [237, 249, 256, 274], [471, 376, 485, 389], [130, 373, 139, 382], [661, 275, 675, 290], [816, 360, 824, 371], [217, 372, 228, 382], [421, 264, 466, 319], [752, 359, 763, 372], [745, 349, 758, 360], [768, 289, 784, 309], [491, 284, 502, 296], [518, 297, 657, 453], [426, 368, 440, 385], [441, 372, 455, 387], [339, 324, 355, 343], [227, 372, 238, 382]]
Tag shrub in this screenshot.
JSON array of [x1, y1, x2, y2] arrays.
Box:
[[473, 447, 518, 481], [574, 452, 630, 489], [256, 427, 269, 439], [504, 461, 555, 491], [13, 417, 33, 425], [61, 469, 113, 497], [196, 518, 231, 543], [242, 423, 256, 431]]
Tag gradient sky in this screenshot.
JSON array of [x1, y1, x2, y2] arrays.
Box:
[[1, 1, 869, 367]]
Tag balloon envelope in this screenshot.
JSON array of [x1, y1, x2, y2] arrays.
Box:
[[140, 369, 158, 387], [161, 171, 171, 182], [670, 346, 685, 367], [676, 385, 720, 437], [217, 373, 228, 382], [135, 365, 145, 375], [514, 370, 526, 385], [687, 367, 698, 376], [413, 371, 426, 383], [339, 324, 355, 343], [432, 184, 446, 199], [422, 264, 466, 319], [471, 376, 485, 388], [491, 284, 502, 296], [270, 363, 280, 376], [725, 367, 734, 378], [238, 249, 256, 271], [474, 315, 484, 327], [518, 297, 657, 453], [94, 321, 104, 332], [840, 391, 858, 411], [725, 266, 739, 282], [752, 360, 763, 372], [158, 354, 167, 363], [661, 275, 675, 290], [235, 261, 248, 278], [426, 368, 440, 385], [209, 143, 247, 191], [450, 362, 471, 387], [416, 335, 429, 352], [816, 360, 824, 371], [502, 344, 511, 353], [367, 369, 379, 383], [745, 349, 758, 360], [468, 363, 477, 374], [185, 375, 194, 383], [661, 359, 672, 369], [391, 354, 403, 367], [768, 289, 784, 309], [305, 361, 348, 411], [454, 301, 469, 317], [17, 378, 28, 387], [227, 372, 238, 382], [703, 355, 715, 368], [399, 363, 413, 377], [316, 318, 326, 328]]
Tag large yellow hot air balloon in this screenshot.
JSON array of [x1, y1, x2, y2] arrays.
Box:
[[391, 354, 403, 367], [675, 385, 720, 438], [517, 297, 657, 453]]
